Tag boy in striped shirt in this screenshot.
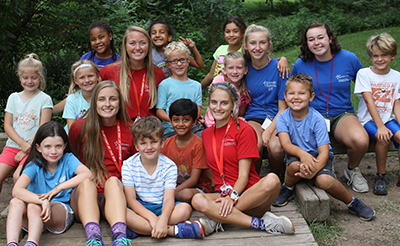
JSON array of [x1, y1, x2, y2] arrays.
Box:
[[122, 116, 204, 239]]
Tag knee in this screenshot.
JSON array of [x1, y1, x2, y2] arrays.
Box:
[[26, 203, 41, 216], [77, 178, 97, 193], [176, 202, 192, 219], [267, 140, 284, 157], [315, 175, 335, 190], [260, 173, 281, 193], [9, 197, 25, 208], [175, 189, 192, 203], [191, 193, 209, 213], [286, 163, 298, 177], [350, 129, 369, 149], [104, 176, 122, 190]]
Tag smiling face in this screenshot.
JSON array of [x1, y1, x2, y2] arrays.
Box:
[[224, 22, 244, 47], [166, 50, 189, 80], [223, 58, 247, 85], [150, 23, 172, 49], [135, 135, 164, 164], [285, 81, 315, 118], [370, 46, 395, 75], [74, 67, 99, 93], [96, 86, 120, 126], [20, 68, 40, 93], [306, 26, 332, 61], [244, 31, 270, 62], [170, 115, 195, 137], [209, 88, 234, 127], [125, 31, 149, 65], [89, 27, 112, 56], [36, 136, 67, 166]]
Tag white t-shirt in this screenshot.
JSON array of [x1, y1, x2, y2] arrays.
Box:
[[355, 67, 400, 125]]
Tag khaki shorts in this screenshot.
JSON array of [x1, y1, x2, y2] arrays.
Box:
[[327, 111, 356, 135]]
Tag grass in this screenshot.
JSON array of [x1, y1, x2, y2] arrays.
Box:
[[308, 218, 344, 245]]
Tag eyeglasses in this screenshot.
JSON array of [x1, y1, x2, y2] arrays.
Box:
[[166, 58, 189, 64]]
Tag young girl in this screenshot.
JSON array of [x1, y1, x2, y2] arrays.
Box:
[[204, 51, 251, 127], [0, 53, 53, 192], [192, 83, 295, 236], [69, 81, 136, 246], [101, 26, 166, 121], [80, 20, 120, 69], [62, 60, 101, 132], [53, 21, 119, 115], [6, 121, 92, 246], [243, 24, 288, 175], [200, 15, 290, 89], [149, 20, 204, 78]]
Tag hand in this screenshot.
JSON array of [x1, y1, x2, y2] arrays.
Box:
[[179, 36, 195, 49], [294, 166, 316, 179], [262, 128, 273, 147], [14, 151, 28, 164], [151, 220, 168, 238], [299, 153, 319, 175], [197, 114, 205, 125], [238, 116, 246, 122], [41, 199, 51, 223], [148, 215, 159, 230], [276, 57, 290, 79], [215, 196, 234, 217], [21, 141, 31, 153], [376, 125, 392, 144], [38, 186, 62, 201]]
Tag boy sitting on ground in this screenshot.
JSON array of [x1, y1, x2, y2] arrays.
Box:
[[161, 99, 212, 203], [273, 73, 375, 221], [122, 116, 204, 239]]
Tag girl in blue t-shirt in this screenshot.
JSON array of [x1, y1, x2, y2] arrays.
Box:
[[6, 121, 92, 246], [62, 60, 101, 132], [243, 24, 288, 175]]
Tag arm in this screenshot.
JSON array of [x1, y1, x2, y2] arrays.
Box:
[[175, 168, 202, 194], [362, 91, 392, 144], [4, 112, 31, 153], [238, 104, 248, 118], [52, 98, 66, 115], [179, 37, 204, 69], [201, 60, 217, 89], [152, 188, 175, 238], [296, 144, 330, 179], [276, 57, 290, 79], [38, 164, 93, 201], [156, 108, 170, 122], [66, 119, 76, 131], [262, 100, 287, 147]]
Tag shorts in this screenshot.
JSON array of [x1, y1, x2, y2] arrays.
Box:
[[364, 119, 400, 149], [246, 117, 266, 125], [22, 202, 74, 234], [326, 111, 355, 135], [285, 152, 336, 184], [0, 147, 28, 167], [128, 200, 181, 217], [97, 193, 106, 220]]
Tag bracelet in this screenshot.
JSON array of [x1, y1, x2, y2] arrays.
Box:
[[230, 190, 239, 205], [220, 187, 232, 197]]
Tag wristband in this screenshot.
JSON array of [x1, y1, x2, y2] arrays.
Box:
[[230, 190, 239, 205]]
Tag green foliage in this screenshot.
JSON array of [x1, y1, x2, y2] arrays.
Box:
[[308, 219, 344, 245]]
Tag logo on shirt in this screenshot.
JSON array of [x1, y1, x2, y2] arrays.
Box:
[[56, 176, 66, 186], [224, 138, 236, 146], [263, 81, 277, 91], [371, 81, 396, 114], [335, 74, 350, 83]]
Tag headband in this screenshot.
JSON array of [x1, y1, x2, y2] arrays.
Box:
[[73, 63, 93, 77], [210, 82, 239, 101]]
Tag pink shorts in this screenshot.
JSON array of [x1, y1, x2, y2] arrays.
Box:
[[0, 147, 28, 167]]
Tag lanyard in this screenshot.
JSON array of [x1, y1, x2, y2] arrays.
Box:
[[101, 121, 122, 173], [131, 73, 146, 118], [212, 118, 233, 183], [314, 55, 334, 117]]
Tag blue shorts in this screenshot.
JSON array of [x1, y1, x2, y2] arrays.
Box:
[[129, 200, 181, 216], [364, 119, 400, 149]]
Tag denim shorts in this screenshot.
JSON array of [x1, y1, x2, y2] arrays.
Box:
[[364, 119, 400, 149]]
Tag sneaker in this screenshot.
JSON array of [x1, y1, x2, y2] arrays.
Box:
[[344, 167, 369, 192], [175, 221, 204, 239], [126, 228, 138, 239], [373, 174, 388, 195], [86, 235, 105, 246], [261, 212, 295, 234], [397, 173, 400, 187], [272, 185, 294, 207], [348, 197, 375, 221], [112, 234, 132, 246], [199, 217, 224, 236]]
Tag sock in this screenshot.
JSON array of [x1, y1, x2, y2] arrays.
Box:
[[85, 221, 102, 240], [111, 221, 127, 241], [24, 242, 37, 246], [347, 197, 355, 207], [347, 167, 353, 171], [250, 217, 265, 230], [283, 184, 294, 190], [7, 242, 18, 246]]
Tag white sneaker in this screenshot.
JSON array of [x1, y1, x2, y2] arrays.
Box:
[[199, 217, 224, 236], [261, 212, 295, 234], [344, 167, 369, 193]]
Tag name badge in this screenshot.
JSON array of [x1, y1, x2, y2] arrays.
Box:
[[261, 118, 272, 130], [325, 118, 330, 132]]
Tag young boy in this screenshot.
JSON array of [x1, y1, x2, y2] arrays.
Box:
[[355, 33, 400, 195], [273, 73, 375, 221], [156, 41, 203, 139], [161, 99, 212, 203], [122, 116, 204, 239]]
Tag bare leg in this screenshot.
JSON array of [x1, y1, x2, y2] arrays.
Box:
[[175, 188, 200, 203], [13, 164, 23, 184], [7, 198, 26, 244], [26, 203, 44, 244], [44, 202, 68, 232], [375, 142, 389, 174], [247, 121, 264, 174], [334, 116, 369, 169], [70, 178, 100, 226], [266, 133, 285, 175], [284, 161, 302, 187], [0, 163, 15, 193], [315, 175, 352, 204], [103, 177, 126, 226]]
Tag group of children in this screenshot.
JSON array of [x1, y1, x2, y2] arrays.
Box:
[[1, 14, 400, 246]]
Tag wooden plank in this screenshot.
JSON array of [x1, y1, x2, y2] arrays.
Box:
[[295, 182, 330, 222]]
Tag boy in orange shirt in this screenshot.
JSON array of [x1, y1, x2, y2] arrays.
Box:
[[161, 99, 212, 203]]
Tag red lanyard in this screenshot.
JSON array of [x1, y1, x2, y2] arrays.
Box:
[[212, 118, 233, 181], [314, 55, 334, 116], [131, 73, 146, 117], [101, 121, 122, 173]]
